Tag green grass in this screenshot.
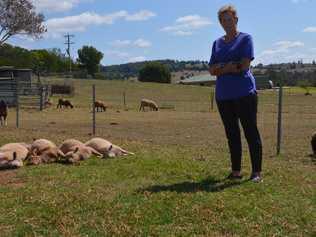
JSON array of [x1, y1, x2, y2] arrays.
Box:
[[0, 78, 315, 236]]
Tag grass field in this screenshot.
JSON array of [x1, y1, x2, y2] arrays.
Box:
[[0, 78, 315, 236]]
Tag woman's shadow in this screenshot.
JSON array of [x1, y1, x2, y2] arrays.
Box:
[[138, 176, 249, 194]]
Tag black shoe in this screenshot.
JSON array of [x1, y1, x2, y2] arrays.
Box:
[[226, 173, 243, 180]]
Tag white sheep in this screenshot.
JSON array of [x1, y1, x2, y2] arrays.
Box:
[[30, 139, 65, 164], [85, 137, 134, 158], [139, 98, 159, 111], [0, 143, 31, 169], [59, 139, 103, 164]]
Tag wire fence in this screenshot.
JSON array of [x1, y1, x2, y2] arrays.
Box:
[[1, 81, 315, 157]]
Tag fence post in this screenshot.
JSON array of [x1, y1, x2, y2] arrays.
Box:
[[16, 82, 19, 128], [276, 85, 283, 155], [210, 87, 215, 111], [92, 85, 96, 136], [123, 91, 126, 109], [39, 86, 43, 111]]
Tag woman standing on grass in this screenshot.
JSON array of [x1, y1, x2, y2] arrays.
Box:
[[208, 5, 263, 182]]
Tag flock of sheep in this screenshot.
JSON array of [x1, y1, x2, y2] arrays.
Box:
[[53, 98, 159, 112], [0, 137, 134, 169], [1, 98, 315, 169], [0, 96, 160, 171]]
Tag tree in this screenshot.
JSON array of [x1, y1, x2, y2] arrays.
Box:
[[138, 62, 171, 83], [0, 0, 46, 45], [77, 46, 103, 77]]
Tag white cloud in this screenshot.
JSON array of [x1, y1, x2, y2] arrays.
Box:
[[32, 0, 82, 12], [128, 56, 146, 63], [303, 27, 316, 32], [110, 38, 152, 48], [104, 51, 146, 63], [161, 15, 212, 36], [174, 31, 193, 36], [110, 40, 132, 48], [125, 10, 156, 21], [133, 39, 151, 48], [256, 40, 306, 64], [274, 41, 304, 49], [260, 48, 287, 56], [291, 0, 309, 3], [44, 10, 156, 37], [105, 50, 129, 58]]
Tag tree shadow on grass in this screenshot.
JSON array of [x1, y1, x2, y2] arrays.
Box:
[[138, 176, 249, 194]]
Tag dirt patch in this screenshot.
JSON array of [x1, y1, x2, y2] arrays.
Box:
[[0, 169, 25, 188]]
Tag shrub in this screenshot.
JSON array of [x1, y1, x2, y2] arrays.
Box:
[[138, 62, 171, 83]]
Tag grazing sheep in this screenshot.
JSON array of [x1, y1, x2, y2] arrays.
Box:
[[0, 100, 8, 126], [29, 139, 65, 164], [311, 132, 316, 157], [0, 143, 31, 169], [139, 98, 158, 112], [94, 100, 107, 112], [57, 98, 74, 109], [59, 139, 102, 164], [85, 137, 134, 158]]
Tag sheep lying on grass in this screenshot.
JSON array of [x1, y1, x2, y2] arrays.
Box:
[[59, 139, 102, 164], [27, 139, 65, 165], [85, 137, 134, 158], [0, 143, 32, 169], [0, 137, 135, 169]]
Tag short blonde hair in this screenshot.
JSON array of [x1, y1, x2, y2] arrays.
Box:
[[218, 4, 238, 22]]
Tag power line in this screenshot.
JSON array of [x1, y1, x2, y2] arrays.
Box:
[[64, 33, 75, 74]]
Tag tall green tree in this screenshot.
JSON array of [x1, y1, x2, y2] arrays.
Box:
[[0, 43, 33, 68], [0, 0, 46, 45], [138, 62, 171, 83], [77, 46, 103, 77]]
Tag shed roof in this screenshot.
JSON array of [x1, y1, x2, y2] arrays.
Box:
[[179, 74, 216, 83]]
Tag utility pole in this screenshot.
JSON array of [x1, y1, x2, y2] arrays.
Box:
[[64, 33, 75, 75]]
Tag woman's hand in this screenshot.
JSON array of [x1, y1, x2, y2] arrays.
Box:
[[208, 64, 222, 76], [209, 62, 236, 76], [209, 58, 251, 76]]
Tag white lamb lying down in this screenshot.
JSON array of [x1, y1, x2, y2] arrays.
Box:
[[59, 139, 103, 164], [29, 139, 65, 165], [0, 143, 31, 169], [85, 137, 135, 158]]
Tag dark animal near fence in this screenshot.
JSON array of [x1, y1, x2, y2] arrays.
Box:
[[57, 99, 74, 109], [311, 132, 316, 157], [139, 98, 159, 111], [94, 100, 107, 112], [0, 100, 8, 126]]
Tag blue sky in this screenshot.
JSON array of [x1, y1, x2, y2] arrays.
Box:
[[7, 0, 316, 66]]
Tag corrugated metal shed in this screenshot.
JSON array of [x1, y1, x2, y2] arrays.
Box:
[[178, 74, 216, 86], [178, 73, 272, 89]]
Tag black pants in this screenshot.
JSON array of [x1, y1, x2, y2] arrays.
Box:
[[216, 93, 262, 173]]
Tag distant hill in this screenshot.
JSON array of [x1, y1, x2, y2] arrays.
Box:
[[101, 59, 316, 81], [100, 59, 209, 80]]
